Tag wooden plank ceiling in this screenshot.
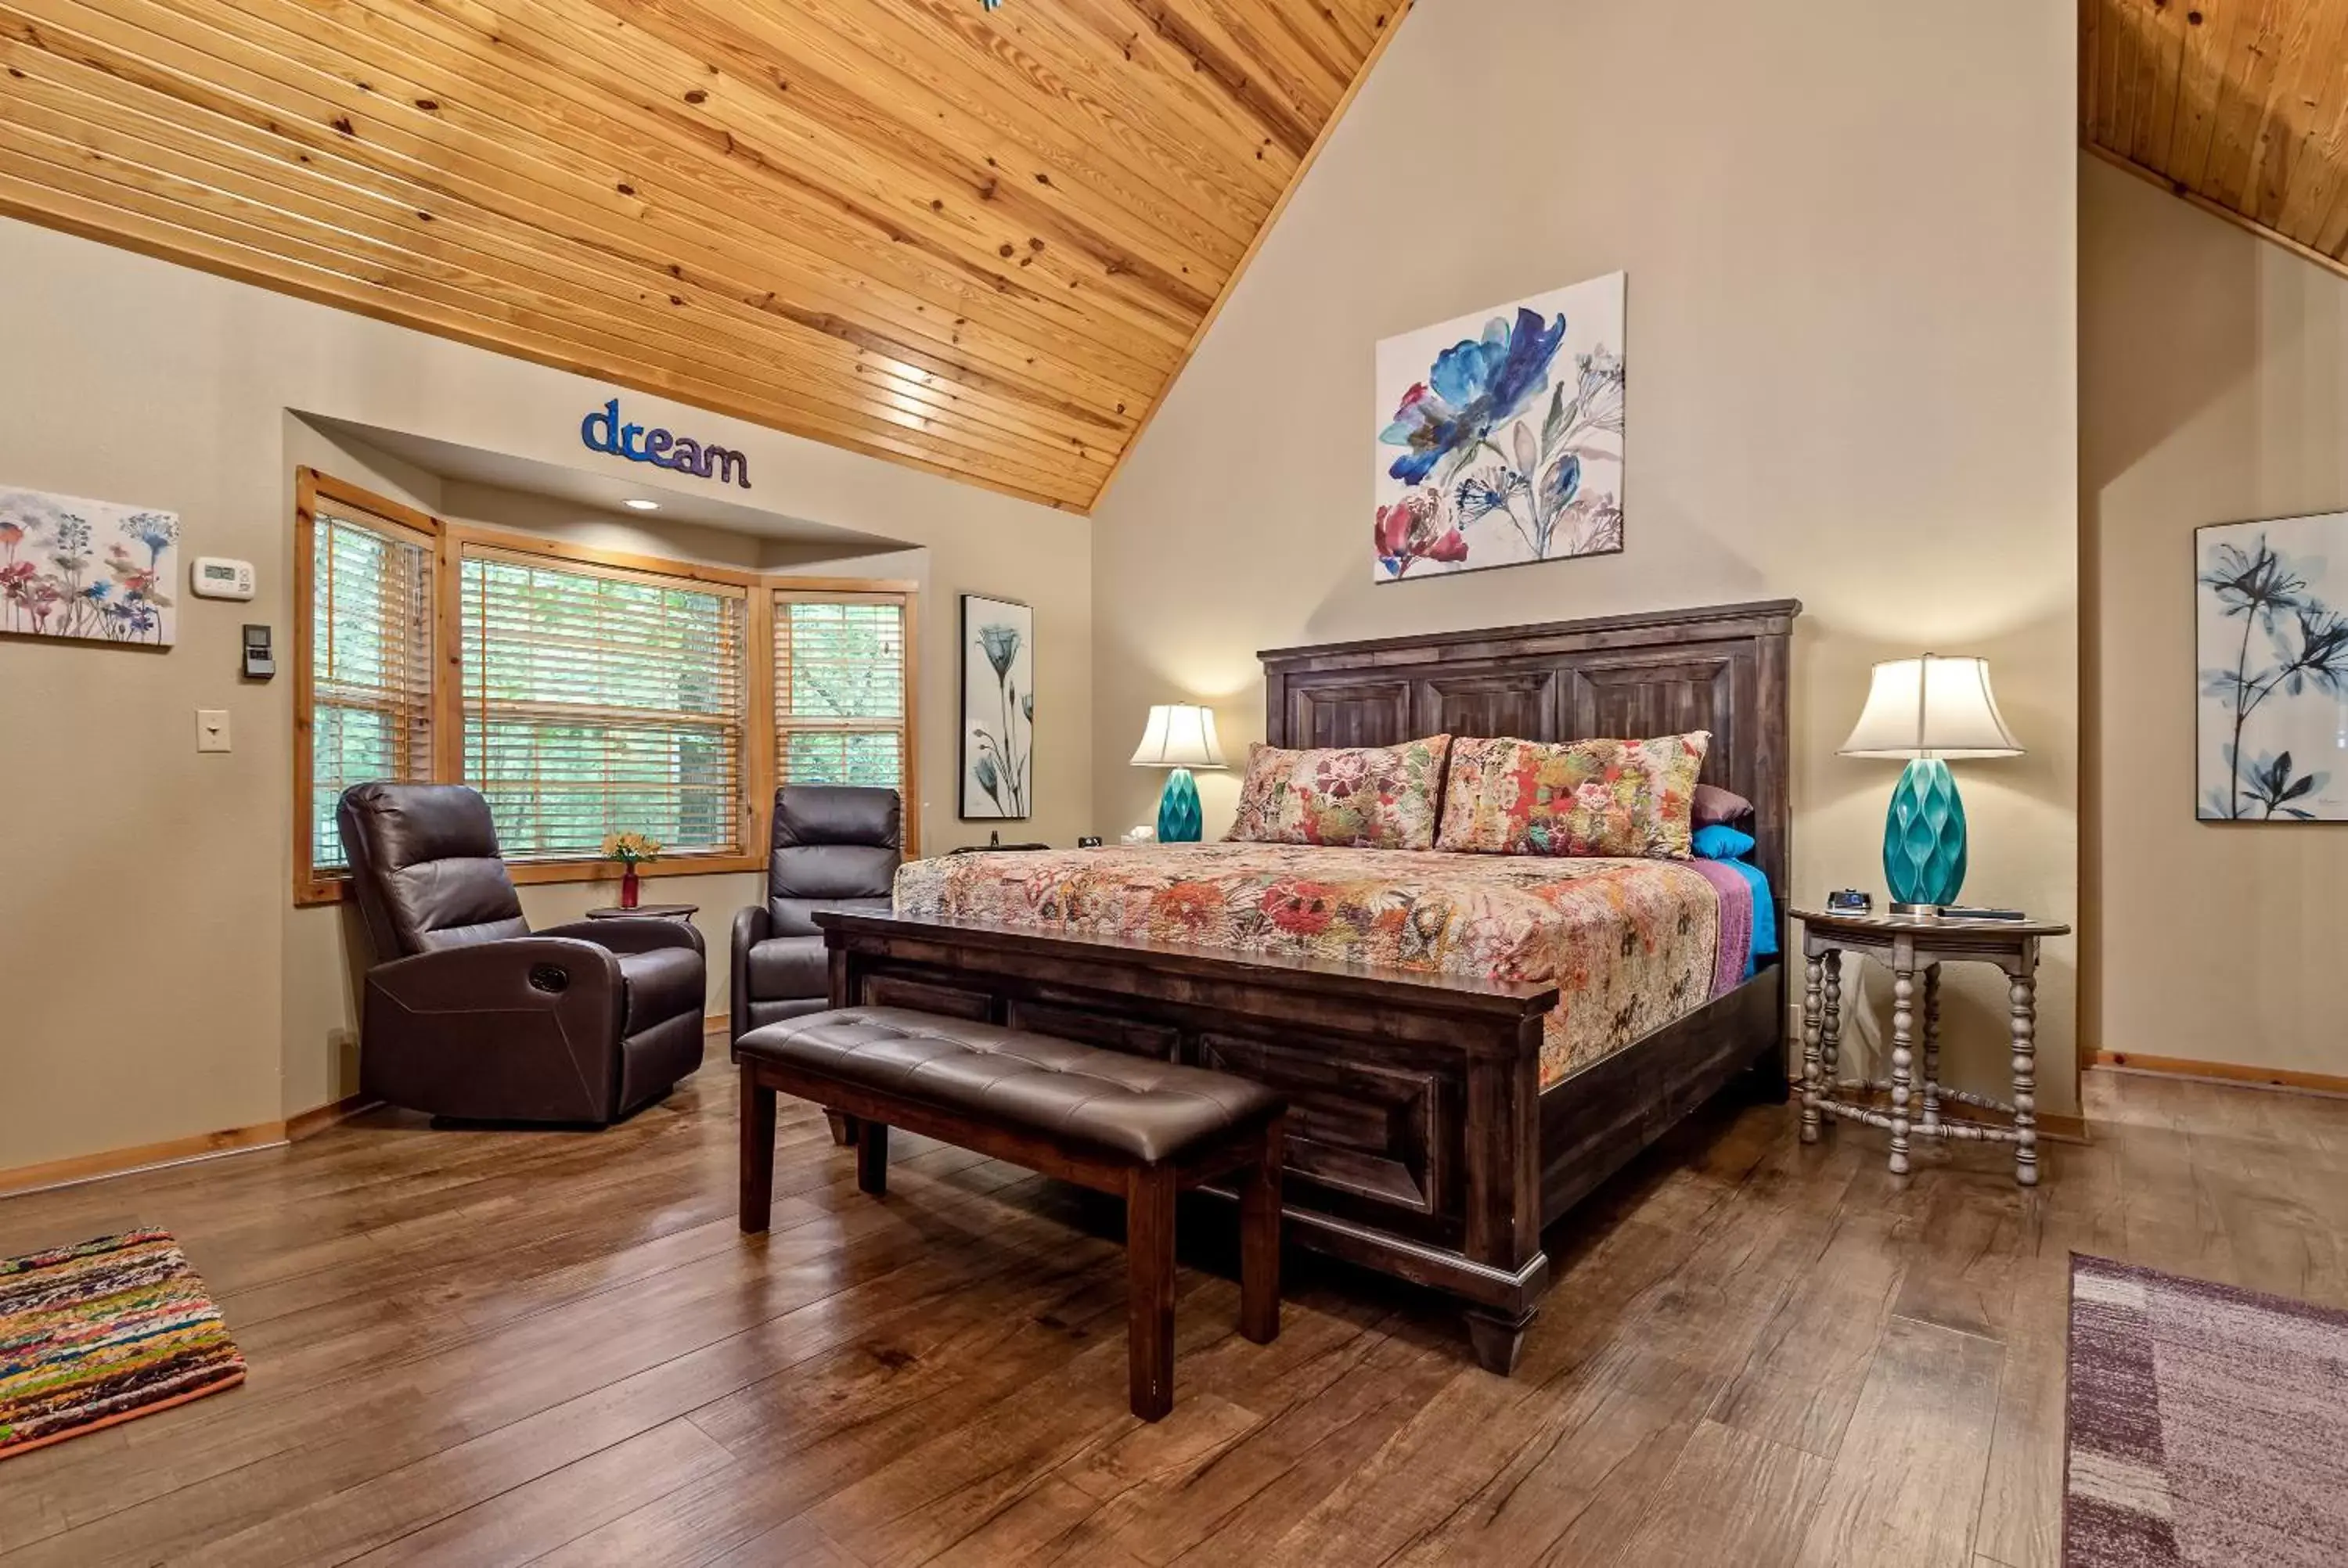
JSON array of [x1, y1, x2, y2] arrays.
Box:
[[2084, 0, 2348, 277], [0, 0, 1407, 511]]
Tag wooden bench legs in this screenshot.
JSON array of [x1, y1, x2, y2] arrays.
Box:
[[739, 1065, 1285, 1422], [1127, 1119, 1283, 1420], [739, 1075, 775, 1235], [1237, 1119, 1284, 1346], [1126, 1165, 1179, 1420]]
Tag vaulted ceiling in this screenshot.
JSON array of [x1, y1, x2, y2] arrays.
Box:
[[0, 0, 1408, 511], [2084, 0, 2348, 278]]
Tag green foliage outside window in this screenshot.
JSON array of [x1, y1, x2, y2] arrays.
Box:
[[462, 554, 747, 861]]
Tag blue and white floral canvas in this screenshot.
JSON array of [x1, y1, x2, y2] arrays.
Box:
[[960, 592, 1034, 820], [0, 485, 178, 646], [1373, 272, 1626, 583], [2196, 512, 2348, 821]]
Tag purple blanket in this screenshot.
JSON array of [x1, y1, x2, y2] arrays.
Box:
[[1687, 859, 1755, 997]]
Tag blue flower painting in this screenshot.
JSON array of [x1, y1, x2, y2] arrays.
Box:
[[1374, 273, 1625, 582], [2195, 514, 2348, 821], [0, 486, 178, 646], [961, 593, 1035, 820]]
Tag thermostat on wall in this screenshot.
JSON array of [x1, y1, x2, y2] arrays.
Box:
[[191, 557, 256, 600]]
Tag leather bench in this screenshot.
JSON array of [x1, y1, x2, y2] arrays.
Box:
[[735, 1005, 1287, 1420]]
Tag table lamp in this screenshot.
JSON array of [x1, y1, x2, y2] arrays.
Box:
[[1838, 654, 2022, 912], [1130, 703, 1226, 843]]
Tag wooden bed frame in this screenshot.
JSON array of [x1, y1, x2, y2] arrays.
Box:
[[819, 599, 1800, 1374]]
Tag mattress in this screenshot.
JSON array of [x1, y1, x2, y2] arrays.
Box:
[[893, 843, 1738, 1088]]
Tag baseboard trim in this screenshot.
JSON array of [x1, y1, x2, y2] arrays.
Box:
[[2039, 1112, 2090, 1145], [3, 1018, 733, 1199], [283, 1091, 381, 1142], [0, 1123, 290, 1201], [2091, 1051, 2348, 1099], [2, 1089, 378, 1200]]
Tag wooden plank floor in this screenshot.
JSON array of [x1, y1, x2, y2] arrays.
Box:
[[5, 1043, 2344, 1567]]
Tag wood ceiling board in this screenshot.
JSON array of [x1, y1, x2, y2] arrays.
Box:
[[0, 131, 1104, 498], [0, 0, 1407, 510], [0, 53, 1128, 478], [2084, 0, 2348, 288], [1087, 0, 1412, 509], [0, 134, 1104, 501], [203, 0, 1193, 383], [473, 0, 1214, 347], [643, 0, 1270, 264], [0, 108, 1109, 499], [4, 0, 1169, 435], [2250, 2, 2348, 228]]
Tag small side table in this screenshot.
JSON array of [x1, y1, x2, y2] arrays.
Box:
[[585, 903, 700, 922], [1791, 908, 2069, 1186]]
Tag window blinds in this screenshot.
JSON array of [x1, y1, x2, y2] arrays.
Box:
[[773, 592, 909, 806], [459, 545, 750, 860], [308, 506, 434, 874]]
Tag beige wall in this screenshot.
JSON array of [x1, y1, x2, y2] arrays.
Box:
[[2082, 154, 2348, 1078], [0, 214, 1092, 1172], [1091, 0, 2081, 1109]]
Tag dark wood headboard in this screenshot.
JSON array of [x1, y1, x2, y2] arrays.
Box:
[[1260, 599, 1800, 898]]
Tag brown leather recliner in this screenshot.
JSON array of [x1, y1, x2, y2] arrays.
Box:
[[338, 782, 708, 1125], [731, 786, 902, 1052]]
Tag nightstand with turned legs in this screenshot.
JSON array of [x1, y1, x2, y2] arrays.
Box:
[[1790, 908, 2069, 1186]]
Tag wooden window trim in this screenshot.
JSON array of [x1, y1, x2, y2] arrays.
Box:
[[771, 577, 922, 859], [293, 469, 444, 907], [294, 477, 923, 902]]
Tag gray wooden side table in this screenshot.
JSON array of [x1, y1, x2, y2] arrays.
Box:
[[1790, 908, 2070, 1186]]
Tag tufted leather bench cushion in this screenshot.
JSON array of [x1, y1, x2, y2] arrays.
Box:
[[734, 1005, 1284, 1166]]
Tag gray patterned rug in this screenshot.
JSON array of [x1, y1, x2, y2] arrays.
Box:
[[2066, 1254, 2348, 1566]]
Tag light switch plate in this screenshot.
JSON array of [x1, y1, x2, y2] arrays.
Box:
[[196, 709, 231, 753]]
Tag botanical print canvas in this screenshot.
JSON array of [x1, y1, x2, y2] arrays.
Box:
[[960, 592, 1034, 819], [1374, 272, 1626, 582], [2197, 512, 2348, 821], [0, 485, 179, 646]]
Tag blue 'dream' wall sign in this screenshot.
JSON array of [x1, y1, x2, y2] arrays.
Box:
[[581, 398, 751, 489]]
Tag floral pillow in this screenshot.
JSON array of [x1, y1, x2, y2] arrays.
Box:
[[1436, 732, 1712, 859], [1226, 735, 1453, 851]]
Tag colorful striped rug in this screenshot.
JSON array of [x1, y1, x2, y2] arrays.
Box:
[[0, 1228, 246, 1460]]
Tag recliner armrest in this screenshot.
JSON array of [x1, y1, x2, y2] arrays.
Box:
[[540, 917, 705, 959], [729, 905, 772, 1053], [367, 936, 625, 1019]]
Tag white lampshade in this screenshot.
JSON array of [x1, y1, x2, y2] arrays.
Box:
[[1130, 703, 1226, 769], [1839, 655, 2023, 760]]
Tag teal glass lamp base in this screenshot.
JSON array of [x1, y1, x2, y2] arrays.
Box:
[[1156, 768, 1204, 843], [1882, 757, 1968, 907]]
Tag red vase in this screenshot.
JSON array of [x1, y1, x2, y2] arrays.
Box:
[[620, 867, 641, 909]]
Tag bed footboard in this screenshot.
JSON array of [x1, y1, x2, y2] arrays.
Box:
[[817, 910, 1783, 1375]]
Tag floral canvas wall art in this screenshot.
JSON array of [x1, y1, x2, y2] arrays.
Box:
[[960, 593, 1035, 820], [2197, 512, 2348, 821], [1374, 272, 1626, 583], [0, 485, 178, 646]]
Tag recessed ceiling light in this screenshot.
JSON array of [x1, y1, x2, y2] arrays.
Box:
[[624, 498, 660, 511]]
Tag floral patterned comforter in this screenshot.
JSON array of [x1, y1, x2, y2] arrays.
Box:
[[893, 843, 1725, 1088]]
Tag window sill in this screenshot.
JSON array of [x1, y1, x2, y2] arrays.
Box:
[[506, 854, 765, 886], [294, 852, 763, 908]]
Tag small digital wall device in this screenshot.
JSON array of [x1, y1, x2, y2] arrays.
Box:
[[192, 557, 256, 600]]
